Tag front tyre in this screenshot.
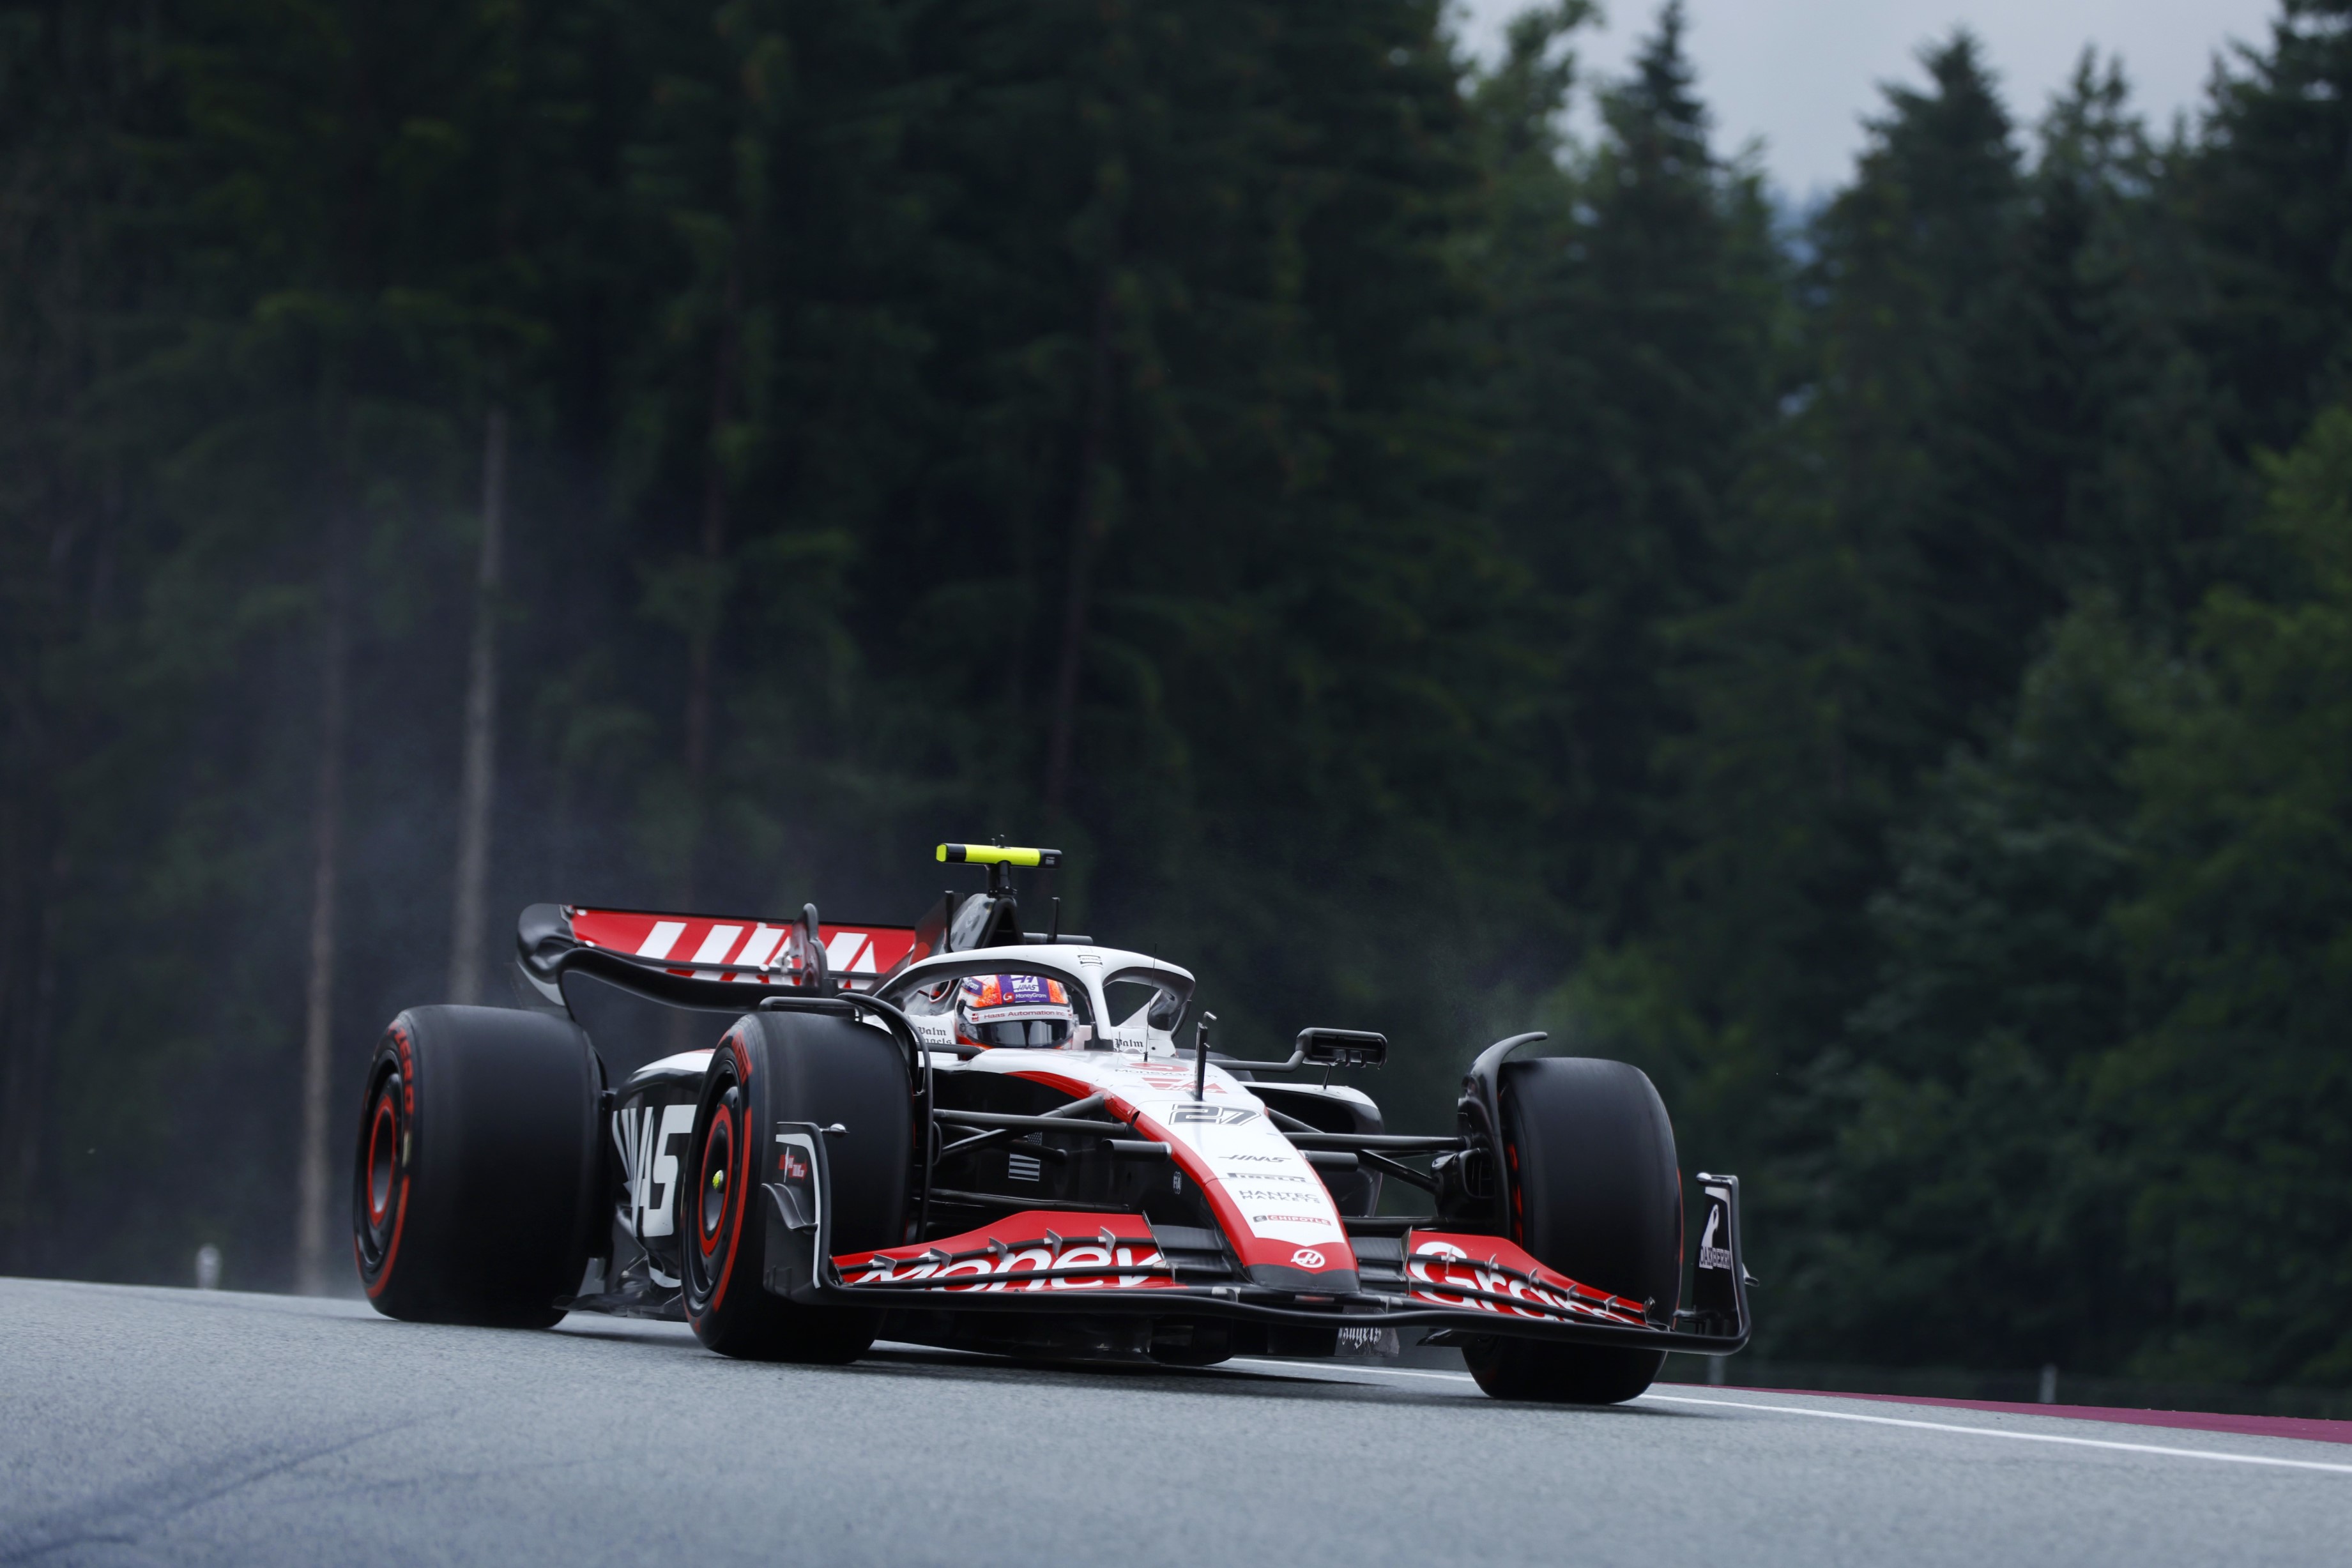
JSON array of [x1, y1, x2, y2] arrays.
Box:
[[1464, 1057, 1683, 1405], [681, 1009, 910, 1362], [353, 1006, 602, 1327]]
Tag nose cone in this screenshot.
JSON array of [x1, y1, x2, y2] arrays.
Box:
[[1244, 1255, 1362, 1295]]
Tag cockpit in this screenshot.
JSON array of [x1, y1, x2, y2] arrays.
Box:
[[889, 955, 1192, 1057]]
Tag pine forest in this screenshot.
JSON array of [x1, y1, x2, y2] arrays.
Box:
[[8, 0, 2352, 1391]]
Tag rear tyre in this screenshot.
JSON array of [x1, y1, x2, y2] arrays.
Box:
[[682, 1009, 910, 1362], [353, 1005, 602, 1327], [1463, 1057, 1682, 1405]]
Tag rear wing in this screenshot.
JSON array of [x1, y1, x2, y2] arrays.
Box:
[[516, 902, 926, 1010]]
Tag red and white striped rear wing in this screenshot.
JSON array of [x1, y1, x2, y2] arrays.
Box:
[[515, 902, 926, 1010]]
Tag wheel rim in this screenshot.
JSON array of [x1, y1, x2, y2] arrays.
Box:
[[698, 1100, 736, 1257], [685, 1065, 751, 1315], [367, 1099, 397, 1223], [353, 1067, 405, 1275]]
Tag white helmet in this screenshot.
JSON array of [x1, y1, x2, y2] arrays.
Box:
[[956, 973, 1079, 1049]]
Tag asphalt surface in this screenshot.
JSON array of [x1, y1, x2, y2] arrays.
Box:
[[3, 1277, 2346, 1566]]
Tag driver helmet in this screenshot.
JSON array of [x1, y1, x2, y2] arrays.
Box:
[[957, 973, 1078, 1049]]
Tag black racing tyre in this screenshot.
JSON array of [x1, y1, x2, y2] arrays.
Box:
[[682, 1009, 911, 1362], [353, 1005, 602, 1327], [1463, 1057, 1683, 1405]]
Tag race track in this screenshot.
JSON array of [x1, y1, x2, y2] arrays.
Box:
[[3, 1276, 2343, 1566]]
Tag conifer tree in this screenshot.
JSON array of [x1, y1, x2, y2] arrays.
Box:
[[2190, 0, 2352, 455], [0, 0, 183, 1270], [1653, 36, 2018, 1059], [2111, 403, 2352, 1385], [1787, 601, 2150, 1368], [1762, 57, 2247, 1367], [1489, 2, 1781, 945]]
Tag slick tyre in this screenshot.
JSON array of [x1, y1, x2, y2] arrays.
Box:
[[1464, 1057, 1682, 1405], [353, 1005, 602, 1327], [681, 1009, 910, 1363]]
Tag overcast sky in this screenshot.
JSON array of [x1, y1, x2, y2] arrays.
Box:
[[1451, 0, 2283, 200]]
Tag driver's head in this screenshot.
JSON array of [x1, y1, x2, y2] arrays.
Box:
[[957, 973, 1078, 1049]]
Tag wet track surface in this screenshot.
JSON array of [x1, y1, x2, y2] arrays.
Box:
[[3, 1277, 2345, 1566]]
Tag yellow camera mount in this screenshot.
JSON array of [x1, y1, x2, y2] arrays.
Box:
[[935, 844, 1062, 869]]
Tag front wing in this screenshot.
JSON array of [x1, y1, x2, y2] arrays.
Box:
[[762, 1122, 1752, 1355]]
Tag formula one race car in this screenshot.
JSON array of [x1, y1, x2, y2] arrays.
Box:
[[351, 844, 1752, 1403]]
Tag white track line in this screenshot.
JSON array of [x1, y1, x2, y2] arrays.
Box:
[[1640, 1391, 2352, 1476], [1235, 1360, 2352, 1476]]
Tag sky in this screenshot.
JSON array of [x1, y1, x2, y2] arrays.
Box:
[[1451, 0, 2284, 201]]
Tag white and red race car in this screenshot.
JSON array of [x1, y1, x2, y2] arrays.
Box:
[[351, 844, 1750, 1403]]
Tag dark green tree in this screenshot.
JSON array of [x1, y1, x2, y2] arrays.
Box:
[[2188, 0, 2352, 456], [1654, 34, 2022, 1104], [1783, 600, 2149, 1368], [2107, 404, 2352, 1386], [0, 0, 186, 1268], [1489, 2, 1784, 947]]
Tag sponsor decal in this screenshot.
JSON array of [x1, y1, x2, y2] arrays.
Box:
[[960, 973, 1070, 1014], [1697, 1199, 1732, 1271], [1134, 1067, 1222, 1092], [772, 1130, 822, 1238], [392, 1026, 415, 1115], [846, 1240, 1172, 1293], [1291, 1247, 1327, 1269], [1405, 1235, 1647, 1325], [570, 910, 916, 982]]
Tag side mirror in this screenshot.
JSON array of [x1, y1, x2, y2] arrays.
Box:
[[1297, 1028, 1387, 1070]]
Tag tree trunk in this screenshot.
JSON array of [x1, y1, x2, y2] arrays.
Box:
[[0, 588, 54, 1268], [0, 794, 28, 1261], [664, 282, 737, 1054], [447, 406, 507, 1005], [0, 839, 63, 1275], [678, 270, 739, 910], [1044, 278, 1117, 821], [293, 517, 351, 1295]]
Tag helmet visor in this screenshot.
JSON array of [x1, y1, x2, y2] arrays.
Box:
[[975, 1017, 1072, 1049]]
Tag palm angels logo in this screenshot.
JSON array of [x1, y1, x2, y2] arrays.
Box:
[[1697, 1205, 1732, 1271]]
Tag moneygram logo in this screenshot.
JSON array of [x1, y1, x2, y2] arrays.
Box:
[[850, 1242, 1170, 1293]]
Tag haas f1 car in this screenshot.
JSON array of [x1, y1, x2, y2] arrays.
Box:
[[352, 844, 1752, 1403]]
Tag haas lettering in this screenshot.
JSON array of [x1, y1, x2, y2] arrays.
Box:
[[613, 1102, 697, 1239]]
